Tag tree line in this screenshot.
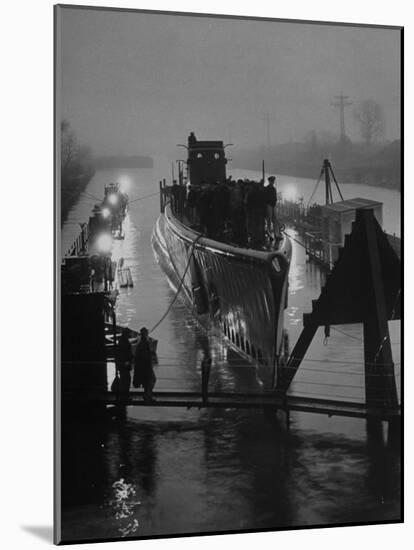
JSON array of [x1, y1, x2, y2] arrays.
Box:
[[60, 120, 95, 222]]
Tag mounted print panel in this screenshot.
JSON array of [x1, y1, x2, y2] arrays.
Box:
[[55, 5, 402, 545]]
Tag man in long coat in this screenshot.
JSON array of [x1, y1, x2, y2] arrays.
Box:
[[116, 328, 132, 394], [133, 327, 156, 402], [264, 176, 279, 238]]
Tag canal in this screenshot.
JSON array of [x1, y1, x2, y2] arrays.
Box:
[[61, 166, 401, 542]]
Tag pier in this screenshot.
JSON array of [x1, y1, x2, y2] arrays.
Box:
[[275, 159, 401, 269], [63, 390, 400, 420]]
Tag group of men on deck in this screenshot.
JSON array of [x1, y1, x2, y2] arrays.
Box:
[[170, 175, 281, 247]]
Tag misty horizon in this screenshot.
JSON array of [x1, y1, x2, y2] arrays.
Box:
[[59, 8, 401, 162]]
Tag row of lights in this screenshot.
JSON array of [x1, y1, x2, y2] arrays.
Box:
[[97, 194, 119, 250], [101, 192, 120, 219]]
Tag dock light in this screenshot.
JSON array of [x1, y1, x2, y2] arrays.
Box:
[[101, 207, 110, 218], [118, 176, 131, 193], [108, 193, 118, 205], [96, 233, 113, 253], [282, 184, 297, 202]]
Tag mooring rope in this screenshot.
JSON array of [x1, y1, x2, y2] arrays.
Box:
[[128, 191, 160, 204], [148, 234, 203, 334]]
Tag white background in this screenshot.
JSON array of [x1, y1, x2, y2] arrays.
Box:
[[1, 0, 411, 548]]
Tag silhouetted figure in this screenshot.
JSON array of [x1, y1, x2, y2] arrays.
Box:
[[133, 327, 156, 402], [258, 182, 267, 243], [264, 176, 279, 237], [188, 131, 197, 146], [229, 180, 244, 244], [116, 328, 132, 394]]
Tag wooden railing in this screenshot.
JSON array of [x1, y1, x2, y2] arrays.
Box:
[[66, 223, 89, 258]]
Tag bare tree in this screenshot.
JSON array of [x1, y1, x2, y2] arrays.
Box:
[[61, 119, 79, 174], [353, 100, 385, 145]]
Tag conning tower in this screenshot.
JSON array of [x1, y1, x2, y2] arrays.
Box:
[[187, 132, 227, 185]]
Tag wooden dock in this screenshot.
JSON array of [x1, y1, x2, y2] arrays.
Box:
[[275, 159, 401, 270]]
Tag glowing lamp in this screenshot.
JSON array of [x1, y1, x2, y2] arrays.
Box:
[[282, 184, 297, 202], [108, 194, 118, 205], [118, 176, 131, 193], [101, 207, 110, 218], [96, 233, 113, 253]]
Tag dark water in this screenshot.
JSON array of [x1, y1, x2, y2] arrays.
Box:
[[61, 167, 401, 542]]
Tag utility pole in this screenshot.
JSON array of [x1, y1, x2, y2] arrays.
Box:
[[331, 93, 352, 143]]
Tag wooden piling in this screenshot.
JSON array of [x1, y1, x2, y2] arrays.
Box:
[[276, 208, 401, 422]]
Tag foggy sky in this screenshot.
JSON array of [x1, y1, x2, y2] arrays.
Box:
[[58, 7, 401, 159]]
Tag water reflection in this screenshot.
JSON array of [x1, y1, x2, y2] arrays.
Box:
[[110, 479, 140, 537]]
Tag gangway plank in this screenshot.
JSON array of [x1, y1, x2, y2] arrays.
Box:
[[63, 390, 401, 420]]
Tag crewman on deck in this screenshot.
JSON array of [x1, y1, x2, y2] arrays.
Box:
[[188, 131, 197, 146], [229, 180, 244, 244], [245, 181, 265, 247], [264, 176, 280, 238], [212, 180, 229, 238], [257, 181, 267, 245]]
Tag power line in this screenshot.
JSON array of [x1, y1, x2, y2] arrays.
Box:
[[259, 111, 276, 149], [331, 93, 352, 141], [81, 190, 101, 201], [128, 192, 159, 204]]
